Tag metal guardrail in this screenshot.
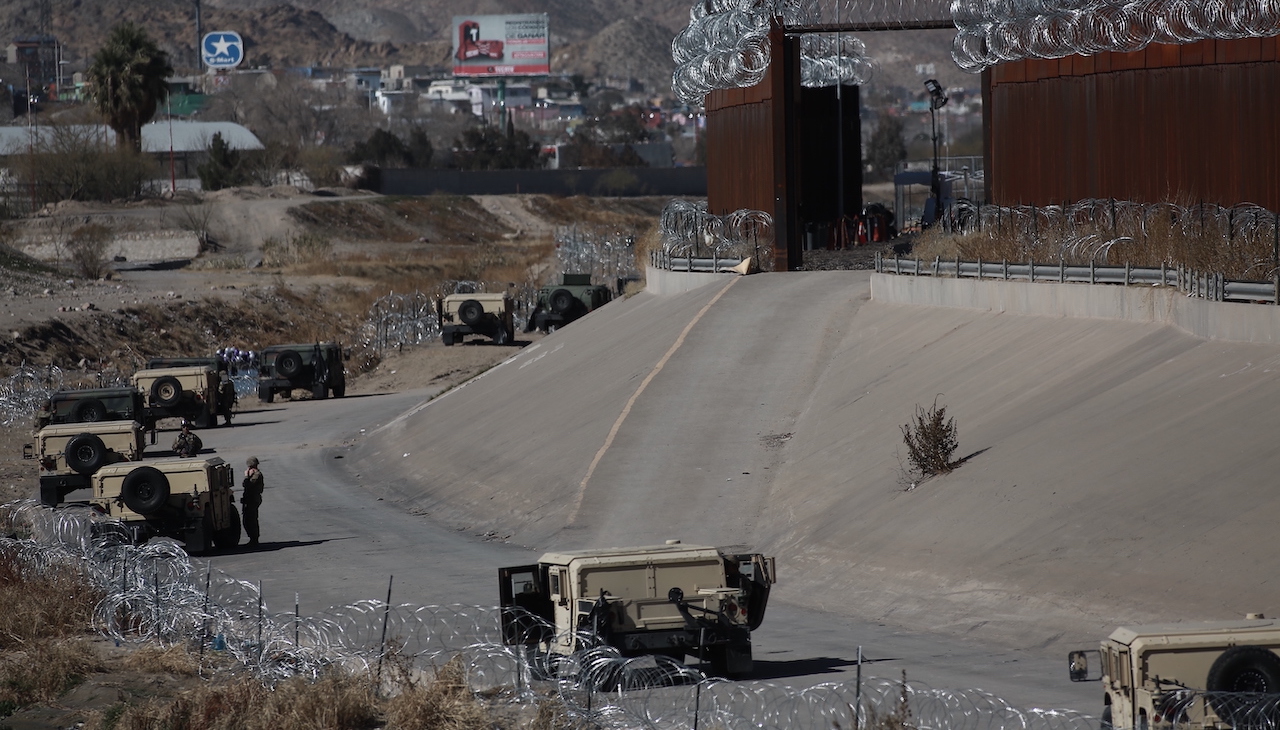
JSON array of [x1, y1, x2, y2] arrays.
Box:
[[875, 253, 1280, 305], [649, 250, 745, 273]]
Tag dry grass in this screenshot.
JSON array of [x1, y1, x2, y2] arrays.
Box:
[[0, 547, 105, 715], [120, 645, 200, 677], [0, 550, 102, 642], [383, 655, 491, 730], [914, 205, 1278, 280], [111, 671, 380, 730], [0, 638, 102, 709]]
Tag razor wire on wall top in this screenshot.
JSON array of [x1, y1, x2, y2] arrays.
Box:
[[953, 0, 1280, 72], [0, 498, 1105, 730]]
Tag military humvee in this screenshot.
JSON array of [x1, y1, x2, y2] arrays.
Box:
[[90, 457, 240, 553], [37, 387, 152, 430], [257, 342, 346, 402], [499, 542, 775, 678], [1068, 616, 1280, 729], [440, 292, 515, 346], [132, 365, 233, 428], [526, 274, 612, 334], [24, 421, 147, 507]]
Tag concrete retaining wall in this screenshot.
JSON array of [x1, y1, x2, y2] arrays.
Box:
[[21, 230, 201, 264], [644, 264, 736, 296], [871, 273, 1280, 344]]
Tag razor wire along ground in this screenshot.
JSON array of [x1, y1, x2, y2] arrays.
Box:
[[0, 499, 1101, 730]]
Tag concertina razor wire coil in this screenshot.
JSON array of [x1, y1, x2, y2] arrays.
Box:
[[671, 0, 876, 103], [952, 0, 1280, 72], [0, 497, 1105, 729], [934, 198, 1280, 278], [660, 199, 777, 268], [669, 0, 1280, 89]]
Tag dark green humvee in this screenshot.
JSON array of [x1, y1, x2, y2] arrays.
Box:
[[526, 274, 613, 334]]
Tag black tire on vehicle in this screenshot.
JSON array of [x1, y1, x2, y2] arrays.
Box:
[[312, 384, 328, 400], [151, 376, 184, 408], [442, 331, 454, 346], [1207, 645, 1280, 727], [333, 383, 346, 397], [493, 326, 510, 345], [458, 299, 485, 327], [276, 350, 304, 378], [213, 505, 241, 549], [1208, 645, 1280, 693], [73, 399, 108, 422], [549, 289, 575, 314], [259, 386, 274, 404], [121, 467, 170, 515], [65, 433, 108, 475]]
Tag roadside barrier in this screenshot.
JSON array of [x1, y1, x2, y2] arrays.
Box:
[[0, 498, 1099, 730]]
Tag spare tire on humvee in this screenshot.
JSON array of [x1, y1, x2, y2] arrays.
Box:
[[91, 457, 240, 554], [257, 342, 346, 403], [526, 274, 612, 334], [24, 421, 147, 507]]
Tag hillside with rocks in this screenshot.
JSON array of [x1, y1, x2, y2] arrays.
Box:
[[0, 0, 967, 99]]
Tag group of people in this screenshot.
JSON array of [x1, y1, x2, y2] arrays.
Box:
[[172, 422, 265, 548]]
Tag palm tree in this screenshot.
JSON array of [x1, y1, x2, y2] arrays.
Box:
[[85, 23, 173, 151]]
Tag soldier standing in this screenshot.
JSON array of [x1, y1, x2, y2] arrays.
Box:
[[172, 422, 201, 457], [242, 456, 264, 547]]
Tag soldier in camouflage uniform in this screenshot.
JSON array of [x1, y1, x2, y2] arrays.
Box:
[[171, 422, 202, 457], [241, 456, 264, 547]]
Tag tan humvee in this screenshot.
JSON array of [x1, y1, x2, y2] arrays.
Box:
[[132, 365, 233, 428], [440, 292, 515, 346], [1069, 616, 1280, 729], [500, 541, 775, 678], [91, 457, 239, 554], [24, 421, 146, 507]]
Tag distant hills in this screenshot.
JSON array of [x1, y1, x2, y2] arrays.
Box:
[[0, 0, 973, 100]]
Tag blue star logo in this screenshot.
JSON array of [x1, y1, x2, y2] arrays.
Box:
[[202, 31, 244, 69]]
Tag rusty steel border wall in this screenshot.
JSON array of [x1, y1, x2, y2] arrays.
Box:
[[988, 37, 1280, 213]]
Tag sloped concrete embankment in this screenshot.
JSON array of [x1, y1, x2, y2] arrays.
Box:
[[356, 270, 1280, 651]]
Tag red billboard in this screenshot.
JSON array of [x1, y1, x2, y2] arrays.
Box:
[[452, 14, 550, 77]]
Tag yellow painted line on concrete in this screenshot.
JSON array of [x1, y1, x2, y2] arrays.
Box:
[[568, 277, 739, 524]]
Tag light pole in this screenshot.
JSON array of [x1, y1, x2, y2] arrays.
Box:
[[924, 79, 948, 227]]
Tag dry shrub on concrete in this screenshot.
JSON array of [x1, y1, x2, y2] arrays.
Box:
[[901, 398, 958, 478]]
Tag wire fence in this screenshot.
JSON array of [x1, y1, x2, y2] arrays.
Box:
[[952, 0, 1280, 73], [0, 498, 1101, 730], [658, 199, 775, 270]]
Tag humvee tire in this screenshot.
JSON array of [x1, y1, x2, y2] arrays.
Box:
[[151, 376, 184, 408], [549, 289, 575, 314], [1207, 645, 1280, 693], [334, 384, 346, 397], [312, 384, 328, 400], [121, 466, 170, 515], [73, 399, 108, 422], [64, 433, 109, 475], [276, 350, 304, 378], [459, 299, 485, 327], [214, 505, 241, 549], [259, 385, 274, 404]]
